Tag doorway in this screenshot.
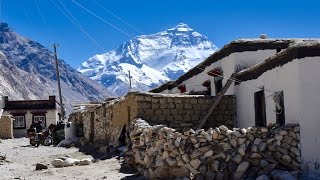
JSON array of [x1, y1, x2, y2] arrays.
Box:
[[254, 89, 266, 127], [90, 112, 95, 142]]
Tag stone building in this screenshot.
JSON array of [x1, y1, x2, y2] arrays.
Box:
[[69, 92, 236, 146]]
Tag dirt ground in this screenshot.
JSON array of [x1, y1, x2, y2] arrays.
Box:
[[0, 138, 144, 180]]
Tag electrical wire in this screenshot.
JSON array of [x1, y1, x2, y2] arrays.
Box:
[[92, 0, 143, 35], [71, 0, 133, 38], [0, 0, 3, 22], [34, 0, 46, 25], [49, 0, 105, 52]]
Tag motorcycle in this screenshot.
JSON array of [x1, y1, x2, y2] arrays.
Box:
[[27, 128, 53, 147]]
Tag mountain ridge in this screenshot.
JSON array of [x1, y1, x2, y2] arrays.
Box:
[[0, 22, 112, 113], [79, 23, 218, 96]]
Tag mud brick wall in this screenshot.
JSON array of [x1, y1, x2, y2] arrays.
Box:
[[134, 93, 236, 131], [0, 116, 13, 139], [69, 92, 236, 145]]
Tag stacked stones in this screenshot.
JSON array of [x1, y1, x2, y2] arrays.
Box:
[[127, 118, 301, 179]]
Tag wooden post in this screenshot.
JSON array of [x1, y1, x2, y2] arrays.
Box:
[[53, 44, 65, 122]]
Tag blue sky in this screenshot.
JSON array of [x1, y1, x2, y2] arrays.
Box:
[[1, 0, 320, 68]]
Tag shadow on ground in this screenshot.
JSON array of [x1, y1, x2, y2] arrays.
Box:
[[77, 144, 145, 179]]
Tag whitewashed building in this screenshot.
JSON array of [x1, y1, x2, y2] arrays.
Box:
[[151, 38, 320, 173], [2, 96, 59, 137]]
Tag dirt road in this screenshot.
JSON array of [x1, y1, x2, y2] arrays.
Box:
[[0, 138, 142, 180]]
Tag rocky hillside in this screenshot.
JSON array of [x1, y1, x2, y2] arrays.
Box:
[[0, 22, 112, 113]]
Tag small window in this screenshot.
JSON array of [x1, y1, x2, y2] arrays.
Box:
[[214, 76, 223, 95], [13, 116, 26, 129], [33, 115, 46, 127], [275, 91, 285, 126]]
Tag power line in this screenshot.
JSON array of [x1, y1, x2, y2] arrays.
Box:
[[48, 0, 104, 52], [34, 0, 46, 25], [71, 0, 133, 38], [92, 0, 143, 35], [57, 0, 105, 51], [0, 0, 3, 22]]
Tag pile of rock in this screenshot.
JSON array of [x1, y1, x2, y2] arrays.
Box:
[[51, 155, 93, 168], [0, 155, 9, 165], [126, 119, 301, 179]]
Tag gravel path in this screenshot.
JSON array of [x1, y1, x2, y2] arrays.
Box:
[[0, 138, 142, 180]]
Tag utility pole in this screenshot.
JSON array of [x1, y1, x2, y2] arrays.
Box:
[[128, 70, 132, 90], [53, 44, 64, 122]]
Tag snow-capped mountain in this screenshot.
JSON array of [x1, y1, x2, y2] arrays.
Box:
[[79, 23, 218, 96], [0, 22, 112, 113]]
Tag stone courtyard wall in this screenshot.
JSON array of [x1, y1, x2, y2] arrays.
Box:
[[69, 92, 236, 146], [127, 119, 301, 179], [0, 116, 13, 139], [134, 92, 236, 132]]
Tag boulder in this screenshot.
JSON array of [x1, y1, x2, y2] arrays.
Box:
[[52, 159, 64, 168], [219, 125, 228, 132], [271, 170, 296, 180], [259, 142, 267, 151], [35, 163, 48, 170], [206, 170, 216, 180], [166, 157, 178, 166], [153, 166, 170, 178], [170, 166, 190, 177], [79, 158, 92, 166], [281, 155, 291, 163], [190, 158, 201, 169], [64, 158, 80, 166], [233, 161, 250, 180], [256, 174, 270, 180]]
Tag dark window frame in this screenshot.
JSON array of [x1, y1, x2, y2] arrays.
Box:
[[214, 77, 223, 95], [275, 91, 285, 126], [12, 115, 26, 129], [31, 112, 47, 127], [254, 89, 267, 127]]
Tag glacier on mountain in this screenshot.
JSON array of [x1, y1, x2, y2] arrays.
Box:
[[79, 23, 218, 96]]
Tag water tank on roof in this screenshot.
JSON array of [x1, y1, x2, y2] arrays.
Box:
[[260, 34, 268, 39]]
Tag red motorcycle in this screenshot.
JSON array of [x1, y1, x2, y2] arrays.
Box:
[[27, 128, 53, 147]]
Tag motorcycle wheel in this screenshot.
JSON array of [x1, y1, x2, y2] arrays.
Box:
[[43, 137, 53, 146]]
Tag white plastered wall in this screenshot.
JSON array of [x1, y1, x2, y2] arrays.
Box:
[[236, 56, 320, 171], [235, 59, 300, 129], [223, 50, 278, 95], [3, 109, 58, 137], [162, 49, 279, 95], [296, 57, 320, 170]]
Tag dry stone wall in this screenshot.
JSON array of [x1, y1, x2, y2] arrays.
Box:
[[127, 119, 301, 179], [0, 116, 13, 139]]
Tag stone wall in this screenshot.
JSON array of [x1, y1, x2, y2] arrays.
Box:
[[0, 116, 13, 139], [127, 119, 301, 179], [69, 92, 236, 146], [134, 93, 236, 131]]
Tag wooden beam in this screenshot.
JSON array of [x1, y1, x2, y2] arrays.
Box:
[[196, 74, 235, 130]]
